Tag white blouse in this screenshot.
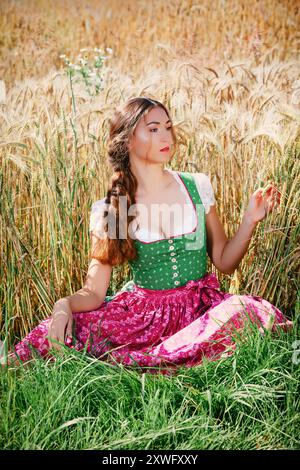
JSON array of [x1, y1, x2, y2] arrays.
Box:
[[89, 170, 216, 241]]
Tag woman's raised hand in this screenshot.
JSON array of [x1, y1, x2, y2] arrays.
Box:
[[244, 182, 281, 224]]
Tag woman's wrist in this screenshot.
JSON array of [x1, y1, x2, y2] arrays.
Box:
[[242, 211, 259, 230], [53, 297, 72, 317], [53, 311, 69, 318]]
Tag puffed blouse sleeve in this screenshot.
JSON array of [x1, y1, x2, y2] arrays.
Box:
[[194, 173, 216, 215], [89, 197, 107, 239]]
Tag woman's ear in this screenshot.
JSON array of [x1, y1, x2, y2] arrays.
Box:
[[127, 135, 134, 152]]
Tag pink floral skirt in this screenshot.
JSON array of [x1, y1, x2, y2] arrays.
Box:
[[10, 273, 293, 375]]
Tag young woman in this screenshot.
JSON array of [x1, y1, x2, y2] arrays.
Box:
[[3, 96, 293, 374]]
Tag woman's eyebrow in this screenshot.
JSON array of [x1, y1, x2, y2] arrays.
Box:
[[146, 120, 171, 125]]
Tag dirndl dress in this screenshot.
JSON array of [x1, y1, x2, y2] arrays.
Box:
[[9, 172, 294, 375]]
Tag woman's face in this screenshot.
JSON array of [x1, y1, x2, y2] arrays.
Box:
[[128, 106, 174, 164]]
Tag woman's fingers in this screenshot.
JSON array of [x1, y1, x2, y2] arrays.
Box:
[[262, 184, 281, 212], [48, 334, 62, 351], [48, 318, 65, 351], [65, 316, 73, 337], [252, 188, 263, 206], [64, 316, 74, 345]]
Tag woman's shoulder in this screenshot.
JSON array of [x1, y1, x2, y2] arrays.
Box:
[[177, 169, 211, 182], [184, 171, 216, 214], [181, 170, 211, 181], [89, 197, 108, 238], [178, 170, 214, 190], [91, 197, 107, 209]]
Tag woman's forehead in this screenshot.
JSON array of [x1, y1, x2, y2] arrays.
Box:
[[141, 107, 168, 124]]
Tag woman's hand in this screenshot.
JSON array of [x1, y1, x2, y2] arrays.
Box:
[[244, 182, 281, 225], [48, 301, 73, 352]]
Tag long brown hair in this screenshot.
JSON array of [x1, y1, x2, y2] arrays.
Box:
[[89, 96, 178, 266]]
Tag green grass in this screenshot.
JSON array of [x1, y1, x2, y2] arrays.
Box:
[[1, 313, 299, 450]]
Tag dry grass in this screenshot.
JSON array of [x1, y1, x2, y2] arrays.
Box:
[[1, 0, 299, 88], [0, 0, 299, 342]]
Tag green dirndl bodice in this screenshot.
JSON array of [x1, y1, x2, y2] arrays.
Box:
[[118, 171, 207, 293]]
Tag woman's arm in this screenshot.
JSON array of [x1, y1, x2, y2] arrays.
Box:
[[205, 205, 255, 275], [206, 207, 257, 275], [206, 183, 280, 275], [53, 235, 113, 314]]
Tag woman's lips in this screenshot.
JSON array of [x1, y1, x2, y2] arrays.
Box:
[[160, 147, 170, 152]]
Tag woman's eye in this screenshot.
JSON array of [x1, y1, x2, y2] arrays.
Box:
[[150, 127, 172, 132]]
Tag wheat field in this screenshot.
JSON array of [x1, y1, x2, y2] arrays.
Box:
[[0, 0, 299, 451]]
